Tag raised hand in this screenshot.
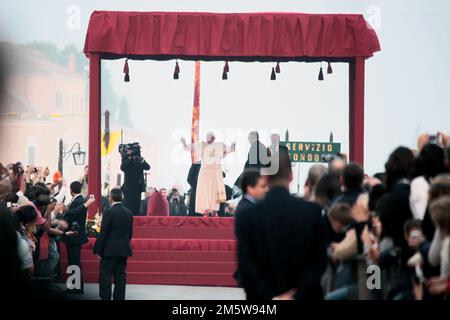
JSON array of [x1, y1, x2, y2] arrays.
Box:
[[85, 196, 96, 207]]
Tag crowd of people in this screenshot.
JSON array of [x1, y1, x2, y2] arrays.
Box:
[[0, 163, 97, 298], [234, 132, 450, 300], [2, 131, 450, 300], [0, 156, 232, 299], [0, 161, 199, 284]]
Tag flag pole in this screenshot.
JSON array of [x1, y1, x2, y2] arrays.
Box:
[[191, 61, 201, 163]]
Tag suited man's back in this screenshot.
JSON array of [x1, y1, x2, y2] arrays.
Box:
[[236, 186, 326, 300], [64, 194, 87, 245], [94, 203, 133, 258]]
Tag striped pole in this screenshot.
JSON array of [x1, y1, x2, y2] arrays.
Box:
[[191, 61, 201, 163]]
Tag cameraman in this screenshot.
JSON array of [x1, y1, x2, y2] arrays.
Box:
[[120, 148, 150, 215]]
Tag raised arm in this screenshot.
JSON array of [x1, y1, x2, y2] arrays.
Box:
[[54, 180, 67, 203], [180, 137, 194, 152]]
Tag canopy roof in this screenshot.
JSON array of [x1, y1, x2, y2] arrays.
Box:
[[83, 11, 381, 62]]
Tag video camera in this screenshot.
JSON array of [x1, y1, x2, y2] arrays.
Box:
[[119, 142, 141, 159]]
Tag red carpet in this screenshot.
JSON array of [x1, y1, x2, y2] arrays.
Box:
[[60, 216, 238, 286]]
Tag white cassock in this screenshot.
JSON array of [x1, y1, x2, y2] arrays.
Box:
[[185, 142, 233, 213]]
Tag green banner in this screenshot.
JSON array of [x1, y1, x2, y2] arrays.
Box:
[[281, 141, 341, 163]]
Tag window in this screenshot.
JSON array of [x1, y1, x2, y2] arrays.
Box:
[[28, 146, 36, 165], [55, 91, 63, 112]]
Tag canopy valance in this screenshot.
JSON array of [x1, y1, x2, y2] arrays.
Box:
[[84, 11, 380, 61]]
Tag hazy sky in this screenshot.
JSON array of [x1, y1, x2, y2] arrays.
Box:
[[1, 0, 450, 192]]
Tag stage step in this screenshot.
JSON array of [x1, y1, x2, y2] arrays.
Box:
[[132, 227, 235, 239], [132, 216, 235, 229], [60, 250, 236, 262], [79, 271, 237, 287], [64, 238, 237, 252], [61, 260, 237, 273]]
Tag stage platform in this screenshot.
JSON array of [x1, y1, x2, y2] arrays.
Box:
[[60, 216, 238, 287]]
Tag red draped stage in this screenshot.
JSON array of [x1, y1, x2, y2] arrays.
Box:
[[61, 217, 238, 286]]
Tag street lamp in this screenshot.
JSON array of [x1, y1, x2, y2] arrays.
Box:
[[58, 139, 86, 175], [72, 144, 86, 166]]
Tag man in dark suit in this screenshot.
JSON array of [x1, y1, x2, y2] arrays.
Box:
[[121, 150, 150, 215], [63, 181, 88, 294], [234, 131, 271, 190], [235, 152, 326, 300], [244, 131, 271, 170], [235, 169, 268, 215], [94, 188, 133, 300]]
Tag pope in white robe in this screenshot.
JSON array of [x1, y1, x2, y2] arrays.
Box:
[[181, 132, 235, 215]]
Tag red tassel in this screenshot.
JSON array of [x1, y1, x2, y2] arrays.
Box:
[[270, 67, 276, 80], [318, 67, 324, 81], [224, 61, 229, 73], [123, 59, 130, 82], [222, 69, 228, 80], [123, 59, 129, 74], [275, 62, 281, 74], [327, 61, 333, 74], [173, 61, 180, 79]]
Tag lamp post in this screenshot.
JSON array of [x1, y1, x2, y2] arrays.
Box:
[[58, 139, 86, 176]]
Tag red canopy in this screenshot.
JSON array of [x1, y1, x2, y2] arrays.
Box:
[[84, 11, 380, 217], [84, 11, 380, 61]]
